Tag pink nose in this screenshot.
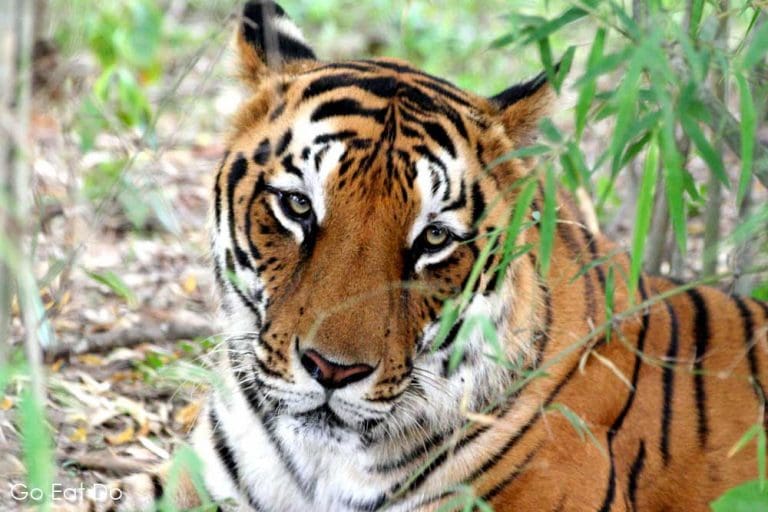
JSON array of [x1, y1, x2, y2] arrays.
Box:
[[300, 349, 374, 389]]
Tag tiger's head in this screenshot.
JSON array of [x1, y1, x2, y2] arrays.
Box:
[[213, 1, 550, 444]]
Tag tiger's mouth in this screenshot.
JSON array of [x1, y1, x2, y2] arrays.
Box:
[[295, 404, 345, 429], [293, 401, 386, 436]]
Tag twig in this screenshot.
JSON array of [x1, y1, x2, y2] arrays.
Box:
[[643, 161, 669, 274], [44, 317, 216, 361], [60, 451, 152, 475]]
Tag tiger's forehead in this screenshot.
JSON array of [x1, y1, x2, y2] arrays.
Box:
[[225, 59, 492, 237]]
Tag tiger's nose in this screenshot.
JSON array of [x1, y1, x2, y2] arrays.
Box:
[[300, 349, 374, 389]]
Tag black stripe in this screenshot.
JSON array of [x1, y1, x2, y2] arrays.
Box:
[[150, 474, 163, 500], [437, 317, 466, 355], [261, 413, 316, 498], [311, 98, 387, 123], [462, 362, 582, 484], [221, 249, 263, 323], [274, 33, 315, 61], [482, 445, 541, 502], [301, 74, 398, 101], [311, 61, 378, 73], [440, 179, 466, 213], [226, 155, 248, 248], [361, 59, 473, 106], [598, 278, 650, 512], [660, 299, 679, 465], [210, 405, 270, 511], [537, 189, 597, 323], [243, 174, 266, 261], [275, 130, 293, 156], [210, 408, 241, 489], [223, 155, 265, 321], [470, 181, 486, 228], [686, 287, 710, 448], [491, 70, 548, 108], [579, 224, 606, 290], [253, 139, 271, 166], [241, 2, 315, 62], [371, 427, 451, 473], [281, 155, 302, 177], [733, 296, 766, 402], [314, 130, 358, 144], [422, 121, 456, 158], [212, 150, 230, 228], [534, 262, 554, 361], [413, 77, 474, 110], [340, 493, 386, 512], [627, 440, 646, 511]]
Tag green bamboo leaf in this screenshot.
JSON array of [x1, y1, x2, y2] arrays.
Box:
[[489, 145, 551, 168], [553, 45, 576, 92], [547, 403, 608, 458], [742, 20, 768, 70], [736, 73, 755, 206], [688, 0, 704, 35], [574, 49, 632, 87], [679, 110, 728, 187], [575, 28, 605, 138], [85, 269, 137, 306], [448, 315, 497, 374], [658, 107, 687, 256], [711, 480, 768, 512], [759, 428, 766, 490], [432, 299, 459, 351], [539, 118, 563, 144], [521, 7, 587, 45], [728, 424, 761, 458], [496, 179, 538, 291], [539, 164, 557, 279], [20, 389, 54, 510], [629, 136, 658, 303], [609, 46, 644, 176], [537, 37, 556, 89], [607, 0, 639, 38], [604, 266, 616, 340]]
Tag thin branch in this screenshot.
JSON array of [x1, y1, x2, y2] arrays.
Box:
[[644, 162, 669, 274], [44, 317, 216, 361]]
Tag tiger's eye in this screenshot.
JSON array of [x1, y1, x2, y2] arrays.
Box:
[[425, 225, 449, 247], [286, 193, 311, 216]]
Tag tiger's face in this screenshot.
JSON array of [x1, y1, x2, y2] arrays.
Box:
[[213, 1, 550, 444]]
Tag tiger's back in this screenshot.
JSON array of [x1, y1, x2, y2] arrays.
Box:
[[68, 2, 768, 511]]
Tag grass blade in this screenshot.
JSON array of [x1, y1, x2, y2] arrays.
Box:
[[539, 164, 557, 280], [629, 135, 658, 302]]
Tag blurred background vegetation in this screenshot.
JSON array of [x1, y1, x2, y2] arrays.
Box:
[[1, 0, 767, 510]]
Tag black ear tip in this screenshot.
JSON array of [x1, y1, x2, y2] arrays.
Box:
[[241, 1, 286, 48], [490, 62, 562, 109], [242, 1, 286, 25]]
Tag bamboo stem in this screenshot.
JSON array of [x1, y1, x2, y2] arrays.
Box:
[[702, 0, 729, 278]]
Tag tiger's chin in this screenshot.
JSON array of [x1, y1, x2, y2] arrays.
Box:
[[274, 404, 378, 448]]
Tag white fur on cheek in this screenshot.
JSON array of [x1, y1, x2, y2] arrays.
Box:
[[409, 151, 471, 271]]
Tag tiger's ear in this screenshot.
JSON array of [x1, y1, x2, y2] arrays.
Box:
[[490, 71, 555, 147], [236, 1, 316, 88]]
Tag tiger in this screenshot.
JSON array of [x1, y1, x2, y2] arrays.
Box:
[[67, 1, 768, 511]]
